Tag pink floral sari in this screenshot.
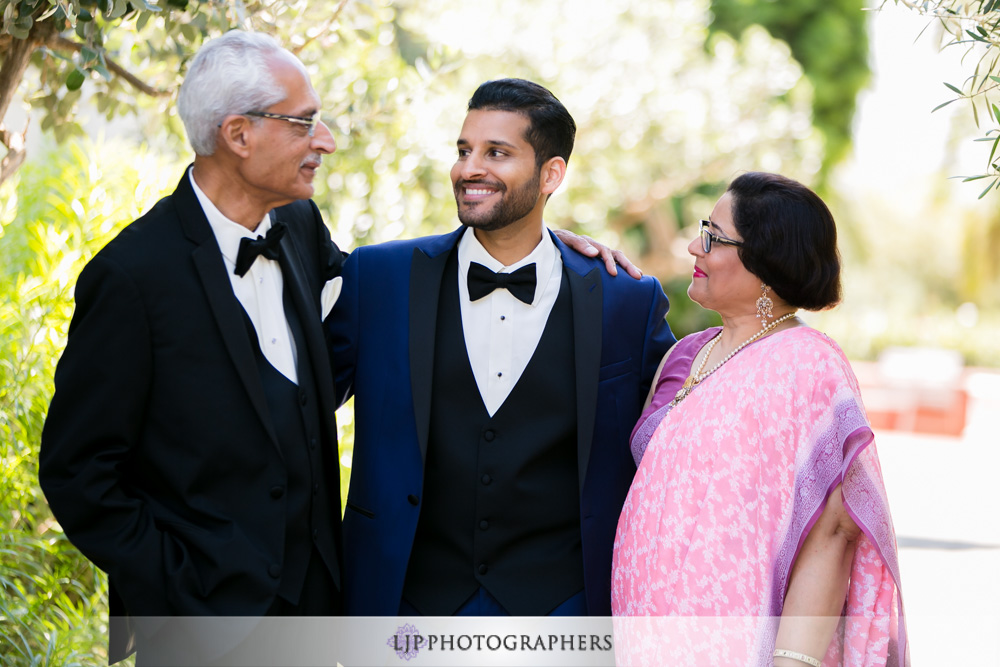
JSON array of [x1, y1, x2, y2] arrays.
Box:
[[611, 327, 907, 666]]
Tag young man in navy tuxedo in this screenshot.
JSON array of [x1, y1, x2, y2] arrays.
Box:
[[39, 31, 345, 662], [328, 78, 676, 617]]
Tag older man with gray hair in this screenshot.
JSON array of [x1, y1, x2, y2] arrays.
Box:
[[39, 30, 344, 662]]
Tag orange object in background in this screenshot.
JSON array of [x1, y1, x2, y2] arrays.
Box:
[[852, 347, 968, 437]]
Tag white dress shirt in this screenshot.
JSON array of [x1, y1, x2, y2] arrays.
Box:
[[189, 169, 298, 384], [458, 226, 563, 416]]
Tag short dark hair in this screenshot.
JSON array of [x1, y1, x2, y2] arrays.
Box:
[[727, 172, 842, 310], [467, 78, 576, 168]]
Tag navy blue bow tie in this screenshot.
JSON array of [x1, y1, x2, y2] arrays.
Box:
[[467, 261, 537, 304], [234, 222, 286, 277]]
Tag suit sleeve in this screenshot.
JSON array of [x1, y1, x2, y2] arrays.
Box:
[[638, 277, 676, 399], [38, 255, 172, 615]]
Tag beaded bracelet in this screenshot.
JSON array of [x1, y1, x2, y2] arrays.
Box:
[[773, 648, 821, 667]]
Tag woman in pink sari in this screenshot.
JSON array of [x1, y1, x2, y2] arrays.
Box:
[[612, 173, 907, 667]]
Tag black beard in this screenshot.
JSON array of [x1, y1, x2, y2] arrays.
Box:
[[455, 171, 541, 232]]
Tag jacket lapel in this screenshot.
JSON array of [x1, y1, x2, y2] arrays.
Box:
[[272, 217, 340, 450], [409, 228, 466, 465], [553, 232, 603, 491], [174, 172, 280, 449]]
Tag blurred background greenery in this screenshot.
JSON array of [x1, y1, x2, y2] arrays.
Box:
[[2, 0, 999, 664]]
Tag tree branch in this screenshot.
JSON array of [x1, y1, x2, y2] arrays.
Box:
[[290, 0, 350, 56], [896, 0, 1000, 28], [0, 123, 28, 184], [46, 35, 172, 98]]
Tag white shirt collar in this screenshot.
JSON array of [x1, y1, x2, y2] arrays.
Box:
[[188, 168, 271, 269], [457, 225, 557, 307]]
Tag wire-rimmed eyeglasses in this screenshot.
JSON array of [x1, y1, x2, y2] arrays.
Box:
[[245, 111, 319, 136], [699, 219, 744, 253]]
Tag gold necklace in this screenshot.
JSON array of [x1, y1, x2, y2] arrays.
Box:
[[669, 312, 797, 407]]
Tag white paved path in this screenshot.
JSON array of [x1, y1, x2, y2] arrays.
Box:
[[875, 370, 1000, 665]]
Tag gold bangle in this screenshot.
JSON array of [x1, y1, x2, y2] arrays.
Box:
[[773, 649, 821, 667]]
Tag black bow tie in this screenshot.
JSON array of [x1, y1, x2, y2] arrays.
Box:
[[234, 222, 286, 277], [467, 261, 537, 304]]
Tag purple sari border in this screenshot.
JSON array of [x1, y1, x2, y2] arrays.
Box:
[[629, 328, 719, 465], [842, 426, 902, 589], [787, 425, 876, 576], [782, 413, 908, 667], [770, 396, 887, 613], [842, 500, 909, 667], [840, 427, 908, 667]]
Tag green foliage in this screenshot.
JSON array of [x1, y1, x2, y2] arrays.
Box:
[[0, 138, 176, 667], [710, 0, 872, 180], [340, 0, 824, 293], [302, 0, 460, 248], [6, 0, 830, 273], [1, 0, 401, 177], [900, 0, 1000, 195], [806, 176, 1000, 368], [660, 276, 723, 339], [889, 1, 1000, 316], [1, 0, 287, 145]]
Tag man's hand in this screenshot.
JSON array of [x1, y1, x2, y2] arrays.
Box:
[[552, 229, 643, 279]]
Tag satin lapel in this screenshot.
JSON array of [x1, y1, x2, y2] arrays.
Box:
[[562, 251, 603, 492], [174, 171, 279, 450], [190, 243, 280, 450], [274, 230, 339, 443], [409, 233, 461, 465]]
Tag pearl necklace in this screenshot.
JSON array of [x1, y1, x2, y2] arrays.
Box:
[[670, 312, 797, 407]]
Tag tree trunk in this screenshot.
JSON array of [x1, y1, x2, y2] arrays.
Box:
[[0, 33, 36, 123], [0, 16, 58, 185]]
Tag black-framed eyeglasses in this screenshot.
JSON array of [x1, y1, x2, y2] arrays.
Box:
[[699, 219, 744, 253], [245, 111, 318, 136]]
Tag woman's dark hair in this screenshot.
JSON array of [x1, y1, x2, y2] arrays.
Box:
[[727, 172, 842, 310], [467, 78, 576, 168]]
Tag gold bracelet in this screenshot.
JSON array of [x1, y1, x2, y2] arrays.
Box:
[[773, 648, 821, 667]]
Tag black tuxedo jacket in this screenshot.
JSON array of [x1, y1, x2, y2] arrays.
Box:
[[39, 172, 344, 658]]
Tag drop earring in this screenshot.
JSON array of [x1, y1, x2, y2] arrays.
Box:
[[756, 284, 773, 326]]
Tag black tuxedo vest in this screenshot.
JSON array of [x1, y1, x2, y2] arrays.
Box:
[[241, 287, 339, 604], [402, 251, 584, 615]]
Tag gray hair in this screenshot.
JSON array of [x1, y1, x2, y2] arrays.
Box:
[[178, 31, 302, 156]]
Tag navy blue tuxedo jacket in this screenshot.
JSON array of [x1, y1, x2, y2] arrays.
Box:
[[328, 227, 675, 615]]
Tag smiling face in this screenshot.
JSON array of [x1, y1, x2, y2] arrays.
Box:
[[687, 192, 763, 317], [450, 109, 549, 234], [242, 55, 336, 210]]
